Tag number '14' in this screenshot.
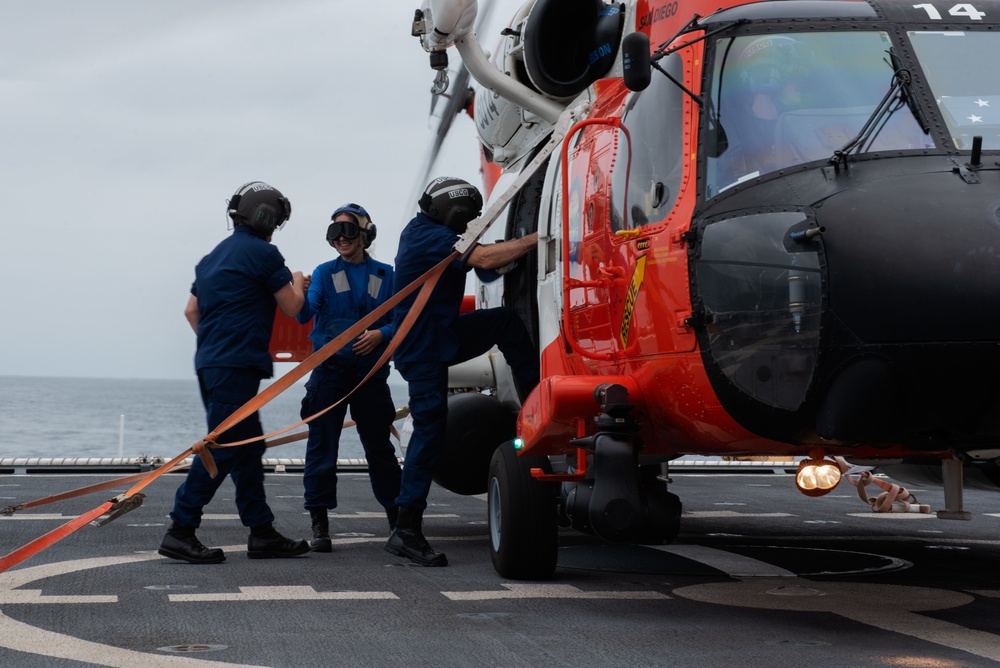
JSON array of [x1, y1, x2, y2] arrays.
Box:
[[913, 3, 986, 20]]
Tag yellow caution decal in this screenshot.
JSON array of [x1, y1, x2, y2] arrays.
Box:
[[619, 254, 647, 349]]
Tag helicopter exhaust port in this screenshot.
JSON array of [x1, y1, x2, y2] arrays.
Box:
[[560, 384, 680, 543]]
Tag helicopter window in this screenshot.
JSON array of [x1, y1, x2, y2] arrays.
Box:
[[695, 211, 821, 411], [909, 31, 1000, 150], [610, 52, 685, 231], [705, 31, 934, 196]]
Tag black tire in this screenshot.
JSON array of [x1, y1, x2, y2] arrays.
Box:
[[487, 440, 558, 580], [433, 393, 516, 495]]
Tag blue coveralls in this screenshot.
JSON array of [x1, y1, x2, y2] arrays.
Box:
[[298, 255, 401, 511], [392, 213, 539, 511], [169, 225, 290, 529]]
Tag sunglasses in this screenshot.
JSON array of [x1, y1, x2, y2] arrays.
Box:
[[327, 219, 361, 241]]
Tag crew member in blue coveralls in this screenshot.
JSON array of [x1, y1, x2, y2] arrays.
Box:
[[297, 203, 402, 552], [385, 176, 540, 567], [158, 181, 311, 564]]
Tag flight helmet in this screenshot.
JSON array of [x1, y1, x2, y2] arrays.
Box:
[[736, 35, 809, 95], [328, 203, 377, 249], [227, 181, 292, 238], [418, 177, 483, 234]]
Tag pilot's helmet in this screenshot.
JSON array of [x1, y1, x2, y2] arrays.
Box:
[[736, 35, 810, 95]]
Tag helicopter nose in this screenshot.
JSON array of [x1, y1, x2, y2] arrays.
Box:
[[816, 170, 1000, 444]]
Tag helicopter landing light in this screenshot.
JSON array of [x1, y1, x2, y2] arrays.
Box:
[[795, 457, 843, 497]]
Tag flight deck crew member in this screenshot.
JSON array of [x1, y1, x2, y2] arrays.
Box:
[[385, 176, 540, 567], [297, 203, 402, 552], [158, 181, 311, 564]]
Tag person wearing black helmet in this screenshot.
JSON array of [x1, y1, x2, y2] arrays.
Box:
[[385, 176, 540, 567], [296, 203, 402, 552], [158, 181, 310, 564]]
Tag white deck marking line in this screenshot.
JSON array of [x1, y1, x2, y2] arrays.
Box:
[[442, 583, 669, 601], [652, 545, 796, 578], [330, 512, 459, 519], [675, 579, 1000, 662], [194, 512, 460, 521], [170, 586, 397, 602], [968, 590, 1000, 598], [0, 611, 265, 668], [683, 511, 795, 518], [846, 513, 935, 519]]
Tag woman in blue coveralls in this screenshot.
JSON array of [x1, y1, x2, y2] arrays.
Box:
[[297, 203, 402, 552]]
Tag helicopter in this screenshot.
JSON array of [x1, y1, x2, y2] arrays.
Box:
[[279, 0, 1000, 581]]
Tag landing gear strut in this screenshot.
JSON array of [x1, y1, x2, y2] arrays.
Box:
[[561, 384, 681, 543]]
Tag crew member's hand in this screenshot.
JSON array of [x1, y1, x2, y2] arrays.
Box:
[[352, 329, 383, 356], [303, 274, 312, 292]]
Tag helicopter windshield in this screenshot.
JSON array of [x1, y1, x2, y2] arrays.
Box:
[[909, 31, 1000, 150], [705, 31, 933, 196]]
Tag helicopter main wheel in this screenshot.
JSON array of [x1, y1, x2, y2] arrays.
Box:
[[433, 392, 516, 495], [487, 440, 558, 580]]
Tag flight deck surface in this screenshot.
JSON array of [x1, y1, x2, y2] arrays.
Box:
[[2, 467, 1000, 667]]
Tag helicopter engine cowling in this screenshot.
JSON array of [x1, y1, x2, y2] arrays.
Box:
[[520, 0, 625, 100], [475, 0, 626, 166]]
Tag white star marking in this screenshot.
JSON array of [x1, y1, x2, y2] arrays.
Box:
[[976, 98, 990, 107], [968, 114, 984, 123]]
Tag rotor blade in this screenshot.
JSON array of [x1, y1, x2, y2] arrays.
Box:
[[407, 0, 501, 215]]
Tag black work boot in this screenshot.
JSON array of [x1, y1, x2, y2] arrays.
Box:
[[384, 507, 447, 566], [158, 523, 225, 564], [309, 507, 332, 553], [247, 523, 310, 559], [386, 506, 399, 532]]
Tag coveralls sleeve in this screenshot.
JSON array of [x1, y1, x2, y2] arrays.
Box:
[[376, 268, 395, 342], [296, 264, 325, 324]]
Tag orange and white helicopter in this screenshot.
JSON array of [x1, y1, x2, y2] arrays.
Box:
[[329, 0, 1000, 580]]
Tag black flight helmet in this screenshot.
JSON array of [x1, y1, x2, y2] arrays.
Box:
[[227, 181, 292, 238], [418, 177, 483, 234]]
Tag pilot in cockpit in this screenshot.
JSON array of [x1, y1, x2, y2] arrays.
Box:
[[722, 35, 815, 179]]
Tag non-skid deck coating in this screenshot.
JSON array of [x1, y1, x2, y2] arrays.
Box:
[[2, 468, 1000, 667]]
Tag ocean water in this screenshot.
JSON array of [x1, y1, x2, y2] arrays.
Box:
[[0, 376, 410, 461]]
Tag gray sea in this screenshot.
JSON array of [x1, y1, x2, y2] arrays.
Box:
[[0, 375, 410, 461]]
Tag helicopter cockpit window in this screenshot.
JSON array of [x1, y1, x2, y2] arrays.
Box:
[[610, 52, 684, 231], [705, 31, 933, 197], [695, 211, 821, 411], [909, 31, 1000, 150]]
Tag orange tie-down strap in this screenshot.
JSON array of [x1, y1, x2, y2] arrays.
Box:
[[0, 252, 456, 574], [0, 405, 411, 519]]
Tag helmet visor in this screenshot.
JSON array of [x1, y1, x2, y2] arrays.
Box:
[[327, 220, 361, 241]]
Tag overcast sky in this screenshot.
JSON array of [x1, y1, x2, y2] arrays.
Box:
[[0, 0, 522, 380]]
